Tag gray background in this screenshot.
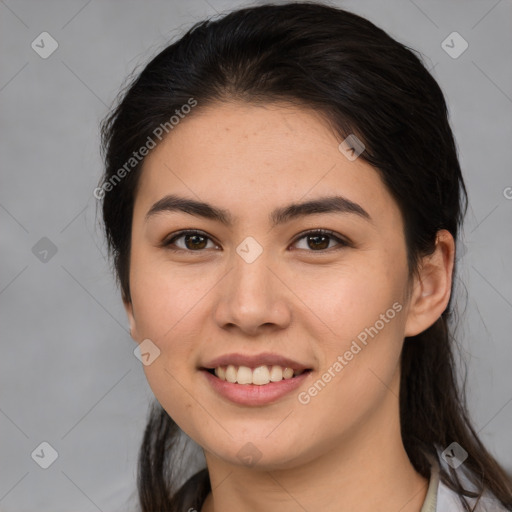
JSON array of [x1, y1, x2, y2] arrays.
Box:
[[1, 0, 511, 510]]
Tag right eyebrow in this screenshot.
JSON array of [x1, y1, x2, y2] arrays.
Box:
[[145, 195, 233, 225]]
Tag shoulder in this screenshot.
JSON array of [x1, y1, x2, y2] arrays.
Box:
[[424, 451, 510, 512], [437, 478, 509, 511]]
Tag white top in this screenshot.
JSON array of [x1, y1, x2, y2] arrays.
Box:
[[420, 457, 509, 511]]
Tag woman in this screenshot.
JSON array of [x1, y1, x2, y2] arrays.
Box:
[[98, 2, 512, 511]]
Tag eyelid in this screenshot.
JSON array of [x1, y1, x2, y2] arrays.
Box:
[[161, 228, 351, 253]]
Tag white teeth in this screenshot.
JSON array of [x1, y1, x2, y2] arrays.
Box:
[[282, 367, 294, 379], [213, 364, 305, 385], [269, 365, 282, 382], [216, 366, 226, 381], [237, 366, 253, 385], [252, 366, 270, 385], [224, 364, 237, 383]]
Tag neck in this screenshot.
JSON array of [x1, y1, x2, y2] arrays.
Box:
[[201, 371, 429, 512]]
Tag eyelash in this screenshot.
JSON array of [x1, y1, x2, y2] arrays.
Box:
[[161, 229, 350, 253]]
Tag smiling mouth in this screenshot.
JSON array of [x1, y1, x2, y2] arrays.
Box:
[[202, 365, 312, 386]]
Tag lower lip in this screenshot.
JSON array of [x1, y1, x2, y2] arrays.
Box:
[[201, 369, 312, 406]]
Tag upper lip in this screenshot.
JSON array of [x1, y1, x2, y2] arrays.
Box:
[[201, 352, 311, 371]]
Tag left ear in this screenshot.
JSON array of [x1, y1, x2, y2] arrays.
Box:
[[123, 297, 140, 343], [404, 229, 455, 337]]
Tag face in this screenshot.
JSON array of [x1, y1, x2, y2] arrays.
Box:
[[126, 101, 417, 469]]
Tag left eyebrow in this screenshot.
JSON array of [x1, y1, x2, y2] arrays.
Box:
[[145, 194, 372, 227], [270, 195, 371, 226]]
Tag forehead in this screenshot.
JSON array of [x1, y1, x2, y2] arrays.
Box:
[[135, 101, 402, 229]]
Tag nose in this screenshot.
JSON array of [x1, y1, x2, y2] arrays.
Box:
[[213, 249, 292, 336]]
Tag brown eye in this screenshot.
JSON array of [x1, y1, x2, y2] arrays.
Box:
[[306, 234, 330, 250], [183, 234, 208, 250], [163, 230, 218, 252], [292, 230, 349, 252]]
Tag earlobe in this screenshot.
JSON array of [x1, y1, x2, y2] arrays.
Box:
[[123, 298, 138, 340], [404, 230, 455, 337]]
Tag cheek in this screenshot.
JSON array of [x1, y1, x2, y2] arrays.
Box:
[[291, 255, 407, 347], [288, 254, 409, 416], [129, 250, 216, 338], [130, 277, 205, 371], [133, 283, 209, 435], [128, 257, 209, 406]]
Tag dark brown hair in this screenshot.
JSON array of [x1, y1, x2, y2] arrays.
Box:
[[99, 2, 512, 510]]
